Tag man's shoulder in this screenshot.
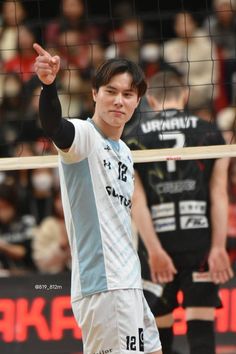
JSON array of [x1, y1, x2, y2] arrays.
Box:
[[69, 118, 93, 129], [120, 139, 132, 155]]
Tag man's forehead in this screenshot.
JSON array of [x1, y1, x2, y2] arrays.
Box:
[[105, 73, 137, 91]]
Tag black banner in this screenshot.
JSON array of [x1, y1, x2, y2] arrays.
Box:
[[0, 272, 82, 354], [0, 273, 235, 354]]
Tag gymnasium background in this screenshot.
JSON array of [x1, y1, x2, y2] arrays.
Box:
[[0, 1, 236, 353]]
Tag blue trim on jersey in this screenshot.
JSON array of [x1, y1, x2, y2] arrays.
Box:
[[108, 139, 120, 152], [62, 159, 108, 296], [88, 118, 120, 152]]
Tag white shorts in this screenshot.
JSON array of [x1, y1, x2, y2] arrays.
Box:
[[72, 289, 162, 354]]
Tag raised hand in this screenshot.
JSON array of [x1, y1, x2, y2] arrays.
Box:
[[33, 43, 60, 85]]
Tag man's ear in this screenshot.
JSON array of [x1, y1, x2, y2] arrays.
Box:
[[183, 88, 189, 107], [92, 89, 97, 102], [146, 94, 158, 110], [136, 97, 141, 108]]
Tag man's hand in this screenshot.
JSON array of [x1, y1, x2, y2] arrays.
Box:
[[33, 43, 60, 85], [208, 246, 234, 284], [148, 247, 177, 284]]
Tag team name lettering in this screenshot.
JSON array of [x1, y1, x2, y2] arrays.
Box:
[[106, 186, 132, 208], [154, 180, 196, 194], [94, 349, 112, 354], [141, 116, 198, 133]]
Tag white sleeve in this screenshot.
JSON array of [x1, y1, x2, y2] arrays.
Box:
[[56, 119, 96, 164]]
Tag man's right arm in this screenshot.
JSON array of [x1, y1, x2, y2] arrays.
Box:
[[34, 43, 75, 150], [39, 82, 75, 150]]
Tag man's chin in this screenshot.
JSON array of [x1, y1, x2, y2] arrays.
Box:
[[110, 117, 126, 127]]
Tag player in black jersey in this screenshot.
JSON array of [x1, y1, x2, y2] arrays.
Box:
[[125, 71, 234, 354]]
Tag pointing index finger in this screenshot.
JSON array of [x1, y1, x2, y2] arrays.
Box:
[[33, 43, 50, 57]]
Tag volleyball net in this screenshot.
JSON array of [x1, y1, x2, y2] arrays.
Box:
[[0, 0, 236, 171]]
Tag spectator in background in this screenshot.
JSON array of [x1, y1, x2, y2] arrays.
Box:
[[204, 0, 236, 60], [87, 42, 106, 75], [0, 142, 36, 186], [58, 65, 90, 119], [204, 0, 236, 104], [3, 143, 56, 217], [48, 29, 105, 119], [57, 40, 106, 119], [0, 74, 45, 156], [140, 43, 166, 79], [56, 28, 90, 72], [0, 183, 36, 275], [0, 73, 24, 156], [0, 0, 27, 62], [32, 189, 71, 274], [4, 24, 38, 83], [162, 11, 220, 116], [9, 143, 59, 221], [18, 80, 45, 142], [45, 0, 86, 46], [48, 27, 94, 118], [23, 167, 55, 225], [45, 0, 103, 47], [105, 17, 144, 63]]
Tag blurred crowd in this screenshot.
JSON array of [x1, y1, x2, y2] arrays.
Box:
[[0, 0, 236, 276]]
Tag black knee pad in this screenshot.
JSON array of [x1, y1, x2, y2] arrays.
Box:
[[187, 320, 215, 354], [158, 327, 173, 354]]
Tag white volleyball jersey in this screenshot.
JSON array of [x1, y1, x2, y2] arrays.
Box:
[[57, 118, 142, 302]]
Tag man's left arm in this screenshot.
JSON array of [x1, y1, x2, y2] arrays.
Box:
[[208, 157, 234, 283]]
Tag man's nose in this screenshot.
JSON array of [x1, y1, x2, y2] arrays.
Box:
[[114, 93, 123, 106]]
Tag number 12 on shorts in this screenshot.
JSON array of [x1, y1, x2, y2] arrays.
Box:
[[126, 328, 144, 351]]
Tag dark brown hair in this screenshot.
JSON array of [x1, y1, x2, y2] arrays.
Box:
[[148, 71, 185, 102], [92, 58, 147, 98]]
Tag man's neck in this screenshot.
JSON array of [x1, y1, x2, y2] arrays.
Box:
[[91, 116, 123, 141]]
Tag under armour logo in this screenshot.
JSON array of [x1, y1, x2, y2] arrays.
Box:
[[104, 160, 111, 169], [104, 145, 111, 151], [127, 155, 132, 163]]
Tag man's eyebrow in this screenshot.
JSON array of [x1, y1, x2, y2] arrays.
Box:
[[105, 84, 136, 92], [105, 85, 116, 90]]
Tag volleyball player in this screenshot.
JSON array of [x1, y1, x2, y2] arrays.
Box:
[[33, 43, 162, 354], [126, 71, 234, 354]]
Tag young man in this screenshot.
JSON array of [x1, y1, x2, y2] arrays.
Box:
[[125, 71, 234, 354], [33, 43, 162, 354]]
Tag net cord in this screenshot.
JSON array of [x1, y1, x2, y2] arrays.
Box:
[[0, 144, 236, 171]]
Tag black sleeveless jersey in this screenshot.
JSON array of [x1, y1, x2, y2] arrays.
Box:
[[125, 108, 225, 253]]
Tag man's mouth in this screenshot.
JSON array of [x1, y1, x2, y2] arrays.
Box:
[[109, 110, 124, 115]]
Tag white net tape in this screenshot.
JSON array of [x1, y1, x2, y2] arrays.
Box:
[[1, 144, 236, 171]]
